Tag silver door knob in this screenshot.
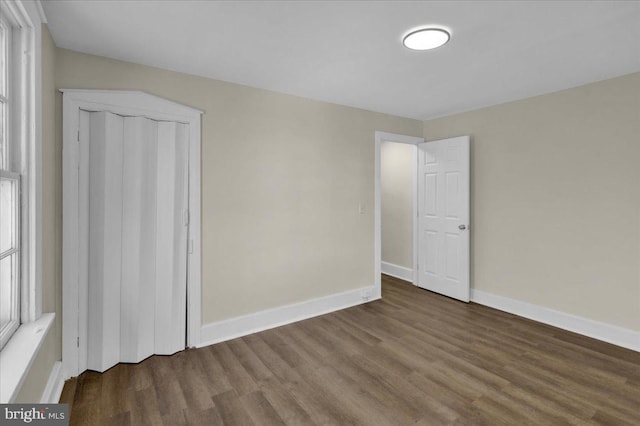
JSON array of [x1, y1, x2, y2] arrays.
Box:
[[458, 224, 466, 230]]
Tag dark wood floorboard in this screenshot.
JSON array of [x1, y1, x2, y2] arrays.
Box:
[[61, 275, 640, 425]]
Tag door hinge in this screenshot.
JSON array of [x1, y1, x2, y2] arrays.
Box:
[[77, 129, 80, 142], [188, 239, 194, 254], [183, 209, 190, 226], [76, 337, 79, 347]]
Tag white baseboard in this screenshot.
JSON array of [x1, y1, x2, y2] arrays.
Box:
[[198, 286, 378, 348], [381, 261, 413, 282], [471, 289, 640, 352], [40, 361, 64, 403]]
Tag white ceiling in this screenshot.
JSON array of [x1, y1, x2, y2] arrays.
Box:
[[43, 1, 640, 120]]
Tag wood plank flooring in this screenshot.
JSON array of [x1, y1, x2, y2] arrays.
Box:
[[60, 275, 640, 425]]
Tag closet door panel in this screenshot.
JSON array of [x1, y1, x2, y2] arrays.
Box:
[[87, 112, 124, 373], [84, 114, 188, 370], [120, 117, 158, 363], [172, 123, 189, 352], [155, 122, 188, 355], [78, 110, 91, 374]]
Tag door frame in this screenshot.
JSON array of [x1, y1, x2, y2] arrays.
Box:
[[61, 89, 203, 379], [374, 131, 424, 297]]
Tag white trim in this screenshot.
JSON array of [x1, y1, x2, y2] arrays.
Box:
[[0, 313, 54, 403], [374, 131, 423, 298], [198, 286, 377, 348], [471, 289, 640, 352], [59, 89, 204, 116], [411, 144, 418, 285], [31, 2, 44, 322], [187, 113, 202, 348], [40, 361, 64, 404], [381, 262, 414, 282], [34, 0, 48, 24], [61, 89, 203, 379]]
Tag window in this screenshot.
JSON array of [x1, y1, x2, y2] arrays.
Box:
[[0, 172, 20, 350], [0, 13, 21, 351], [0, 0, 47, 403], [0, 0, 38, 351]]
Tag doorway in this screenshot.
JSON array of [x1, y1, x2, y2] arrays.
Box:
[[375, 131, 470, 302], [62, 90, 203, 378], [380, 140, 418, 283], [375, 132, 422, 298]]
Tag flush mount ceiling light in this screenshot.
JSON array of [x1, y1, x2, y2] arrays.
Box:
[[403, 28, 450, 51]]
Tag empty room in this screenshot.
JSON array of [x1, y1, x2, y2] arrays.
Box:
[[1, 0, 639, 424]]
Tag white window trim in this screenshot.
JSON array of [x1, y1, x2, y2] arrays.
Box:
[[0, 0, 48, 404]]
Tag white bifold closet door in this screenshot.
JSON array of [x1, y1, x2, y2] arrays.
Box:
[[81, 110, 189, 373]]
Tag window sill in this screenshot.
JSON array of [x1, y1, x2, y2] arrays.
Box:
[[0, 313, 55, 403]]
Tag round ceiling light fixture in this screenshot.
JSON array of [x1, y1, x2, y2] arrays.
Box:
[[402, 27, 450, 51]]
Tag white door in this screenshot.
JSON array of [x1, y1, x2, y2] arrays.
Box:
[[80, 110, 189, 373], [417, 136, 470, 302]]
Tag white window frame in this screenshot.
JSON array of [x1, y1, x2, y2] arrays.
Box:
[[0, 0, 49, 404], [0, 0, 43, 324], [0, 11, 21, 351], [0, 170, 21, 350], [0, 12, 11, 167]]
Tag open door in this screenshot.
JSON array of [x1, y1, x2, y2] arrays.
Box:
[[417, 136, 470, 302]]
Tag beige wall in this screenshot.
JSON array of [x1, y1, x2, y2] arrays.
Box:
[[17, 23, 638, 403], [15, 24, 59, 403], [423, 72, 640, 331], [54, 49, 423, 324], [23, 25, 638, 404], [381, 142, 414, 269]]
